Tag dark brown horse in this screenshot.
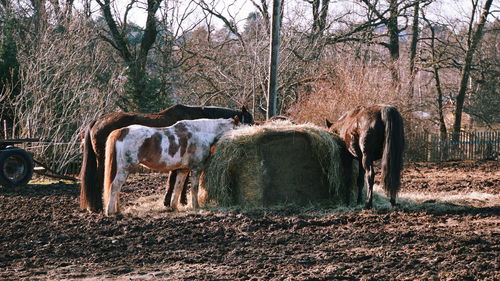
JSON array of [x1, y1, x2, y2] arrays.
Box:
[[80, 104, 253, 212], [326, 104, 404, 208]]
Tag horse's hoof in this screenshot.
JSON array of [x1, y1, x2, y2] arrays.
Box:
[[164, 206, 175, 212], [390, 199, 397, 207]]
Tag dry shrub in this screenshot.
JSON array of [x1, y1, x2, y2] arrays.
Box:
[[287, 60, 403, 125], [3, 17, 124, 173]]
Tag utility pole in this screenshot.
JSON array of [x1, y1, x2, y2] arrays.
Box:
[[267, 0, 281, 119]]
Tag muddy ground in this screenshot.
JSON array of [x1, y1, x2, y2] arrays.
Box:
[[0, 161, 499, 280]]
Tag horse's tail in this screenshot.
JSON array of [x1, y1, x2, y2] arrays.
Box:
[[79, 121, 101, 212], [380, 106, 405, 205], [103, 130, 120, 212]]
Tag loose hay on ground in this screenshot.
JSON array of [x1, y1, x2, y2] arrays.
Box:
[[204, 121, 360, 208]]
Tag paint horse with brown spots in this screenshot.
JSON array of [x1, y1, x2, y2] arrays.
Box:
[[326, 104, 404, 208], [80, 104, 253, 213], [103, 117, 240, 216]]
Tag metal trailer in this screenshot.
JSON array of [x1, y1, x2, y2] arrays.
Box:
[[0, 138, 38, 187]]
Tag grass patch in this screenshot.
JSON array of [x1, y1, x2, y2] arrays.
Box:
[[29, 176, 75, 185]]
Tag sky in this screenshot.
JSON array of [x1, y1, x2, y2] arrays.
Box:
[[108, 0, 255, 29], [80, 0, 497, 30]]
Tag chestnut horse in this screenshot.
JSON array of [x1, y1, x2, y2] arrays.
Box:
[[103, 117, 240, 216], [326, 105, 404, 208], [80, 104, 253, 212]]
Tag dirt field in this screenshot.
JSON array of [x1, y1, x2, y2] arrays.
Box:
[[1, 161, 499, 280]]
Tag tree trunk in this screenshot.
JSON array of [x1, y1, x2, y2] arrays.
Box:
[[361, 0, 401, 86], [387, 0, 400, 86], [408, 0, 419, 76], [452, 0, 493, 142], [31, 0, 47, 35], [434, 66, 447, 141], [407, 0, 420, 100], [267, 0, 281, 119]]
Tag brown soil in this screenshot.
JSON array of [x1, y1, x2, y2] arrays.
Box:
[[1, 161, 499, 280]]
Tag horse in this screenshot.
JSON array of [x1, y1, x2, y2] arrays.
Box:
[[80, 104, 253, 213], [103, 117, 240, 216], [326, 104, 404, 208]]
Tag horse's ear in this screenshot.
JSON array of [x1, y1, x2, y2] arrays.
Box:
[[325, 119, 333, 128], [232, 115, 240, 125], [241, 105, 248, 113]]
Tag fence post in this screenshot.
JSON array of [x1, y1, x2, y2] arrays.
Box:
[[479, 131, 483, 160], [459, 131, 464, 160], [3, 120, 7, 139], [425, 133, 432, 161], [468, 132, 472, 160]]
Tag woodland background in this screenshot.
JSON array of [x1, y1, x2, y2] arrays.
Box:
[[0, 0, 498, 172]]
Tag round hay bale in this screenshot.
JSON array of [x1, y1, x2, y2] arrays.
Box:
[[203, 121, 360, 208]]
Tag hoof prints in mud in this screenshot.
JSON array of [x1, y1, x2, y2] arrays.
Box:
[[0, 162, 498, 280]]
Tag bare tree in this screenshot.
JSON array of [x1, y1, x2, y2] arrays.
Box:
[[408, 0, 420, 75], [357, 0, 413, 85], [421, 11, 447, 141], [267, 0, 281, 118], [466, 20, 500, 128], [452, 0, 494, 142], [96, 0, 161, 112], [154, 0, 210, 104], [177, 0, 270, 116], [1, 17, 123, 172]]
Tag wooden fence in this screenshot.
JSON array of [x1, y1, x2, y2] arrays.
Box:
[[405, 131, 500, 162]]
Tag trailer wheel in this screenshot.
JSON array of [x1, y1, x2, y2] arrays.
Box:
[[0, 147, 34, 188]]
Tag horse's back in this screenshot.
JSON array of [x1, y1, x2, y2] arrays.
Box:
[[336, 104, 399, 160], [113, 119, 232, 172]]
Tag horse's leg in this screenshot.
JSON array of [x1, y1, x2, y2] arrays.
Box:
[[95, 149, 107, 212], [189, 170, 201, 209], [363, 156, 375, 209], [163, 170, 177, 207], [356, 157, 365, 204], [164, 170, 190, 207], [104, 169, 129, 216], [180, 174, 189, 205], [170, 170, 189, 211]]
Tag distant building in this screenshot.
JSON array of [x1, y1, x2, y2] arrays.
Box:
[[443, 102, 500, 132]]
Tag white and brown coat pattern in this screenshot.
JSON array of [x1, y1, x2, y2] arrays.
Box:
[[103, 117, 239, 216]]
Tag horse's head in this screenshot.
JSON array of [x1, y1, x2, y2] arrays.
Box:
[[240, 106, 254, 125], [215, 116, 241, 134]]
